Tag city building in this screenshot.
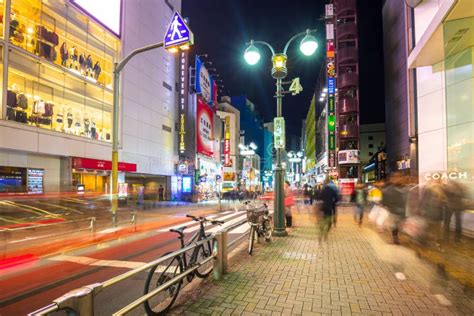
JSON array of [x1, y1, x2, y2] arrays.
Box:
[[217, 96, 241, 193], [383, 0, 473, 198], [304, 95, 316, 180], [359, 123, 385, 165], [408, 0, 473, 192], [0, 0, 180, 198], [333, 0, 360, 185], [231, 95, 264, 190], [382, 0, 416, 177]]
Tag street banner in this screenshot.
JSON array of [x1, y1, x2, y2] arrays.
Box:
[[274, 117, 285, 149], [224, 116, 231, 166], [196, 96, 214, 157], [195, 56, 212, 103]]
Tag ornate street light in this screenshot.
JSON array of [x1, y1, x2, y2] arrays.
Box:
[[243, 29, 318, 236]]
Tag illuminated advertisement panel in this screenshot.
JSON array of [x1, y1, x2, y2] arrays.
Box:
[[70, 0, 122, 37]]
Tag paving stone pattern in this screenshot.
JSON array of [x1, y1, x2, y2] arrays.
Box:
[[170, 206, 473, 315]]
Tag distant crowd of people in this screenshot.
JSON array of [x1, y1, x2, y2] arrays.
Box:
[[302, 172, 471, 248]]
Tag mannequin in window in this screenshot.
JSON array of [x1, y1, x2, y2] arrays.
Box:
[[74, 113, 82, 135], [85, 55, 93, 77], [90, 119, 97, 139], [84, 114, 90, 137], [69, 46, 78, 70], [79, 53, 86, 75], [10, 11, 19, 37], [93, 61, 101, 80], [66, 109, 73, 133], [60, 42, 68, 67], [56, 107, 64, 132]]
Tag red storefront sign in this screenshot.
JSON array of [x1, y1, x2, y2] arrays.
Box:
[[72, 157, 137, 172], [326, 40, 334, 58], [196, 96, 214, 157]]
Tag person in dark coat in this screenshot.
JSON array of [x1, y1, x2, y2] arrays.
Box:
[[318, 178, 339, 243], [382, 172, 408, 244]]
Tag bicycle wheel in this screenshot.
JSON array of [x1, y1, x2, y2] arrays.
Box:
[[248, 226, 255, 255], [194, 240, 213, 278], [264, 217, 273, 242], [143, 253, 183, 316]]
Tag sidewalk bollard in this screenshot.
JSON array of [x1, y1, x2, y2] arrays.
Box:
[[90, 217, 96, 239], [213, 232, 224, 281], [52, 283, 100, 316], [222, 230, 228, 274], [131, 212, 137, 231], [1, 229, 7, 261]]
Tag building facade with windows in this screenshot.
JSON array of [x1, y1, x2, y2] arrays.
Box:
[[0, 0, 180, 197]]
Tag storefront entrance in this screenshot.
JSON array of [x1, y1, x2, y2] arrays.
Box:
[[72, 171, 109, 193]]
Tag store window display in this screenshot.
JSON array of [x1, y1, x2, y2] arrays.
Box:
[[9, 0, 118, 88], [6, 50, 112, 141]]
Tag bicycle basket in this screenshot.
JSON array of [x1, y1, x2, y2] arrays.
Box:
[[247, 208, 264, 223]]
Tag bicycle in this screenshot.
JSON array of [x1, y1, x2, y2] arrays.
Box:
[[245, 201, 273, 255], [143, 214, 224, 315]]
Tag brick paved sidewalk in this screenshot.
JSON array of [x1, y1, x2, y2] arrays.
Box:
[[170, 205, 473, 315]]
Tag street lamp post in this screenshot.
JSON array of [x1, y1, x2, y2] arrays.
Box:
[[244, 30, 317, 236]]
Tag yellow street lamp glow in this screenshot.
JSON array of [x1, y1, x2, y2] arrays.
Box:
[[271, 54, 288, 79], [167, 47, 179, 53], [244, 43, 261, 65], [179, 44, 190, 50], [300, 31, 318, 56]]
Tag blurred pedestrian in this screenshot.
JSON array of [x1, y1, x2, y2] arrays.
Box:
[[318, 177, 339, 242], [419, 178, 447, 247], [158, 185, 164, 201], [443, 180, 466, 243], [284, 181, 294, 227], [351, 183, 367, 227], [382, 172, 408, 244], [327, 180, 340, 227]]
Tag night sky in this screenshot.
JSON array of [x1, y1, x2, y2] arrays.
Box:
[[182, 0, 385, 138]]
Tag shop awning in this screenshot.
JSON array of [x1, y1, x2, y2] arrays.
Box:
[[408, 0, 474, 68]]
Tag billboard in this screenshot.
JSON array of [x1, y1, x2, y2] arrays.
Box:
[[196, 96, 214, 157], [70, 0, 122, 37], [224, 116, 231, 166], [338, 150, 360, 164]]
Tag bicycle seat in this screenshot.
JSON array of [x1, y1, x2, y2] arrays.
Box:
[[169, 225, 186, 238]]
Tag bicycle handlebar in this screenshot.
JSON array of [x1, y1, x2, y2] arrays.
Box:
[[186, 214, 225, 225]]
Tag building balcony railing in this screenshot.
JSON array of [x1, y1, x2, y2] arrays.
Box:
[[338, 72, 358, 89], [339, 97, 358, 114], [339, 123, 359, 139], [336, 22, 357, 41], [335, 0, 357, 17], [337, 46, 358, 65]]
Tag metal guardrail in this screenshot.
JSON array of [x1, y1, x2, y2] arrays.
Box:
[[29, 216, 249, 316]]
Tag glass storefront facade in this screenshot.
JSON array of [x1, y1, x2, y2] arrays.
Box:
[[444, 16, 474, 196], [2, 0, 119, 142]]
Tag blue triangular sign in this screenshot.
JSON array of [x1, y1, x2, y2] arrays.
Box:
[[164, 12, 192, 48]]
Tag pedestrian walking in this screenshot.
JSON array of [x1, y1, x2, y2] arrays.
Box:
[[327, 180, 340, 227], [158, 185, 165, 201], [418, 178, 447, 248], [318, 177, 339, 242], [443, 180, 467, 243], [382, 172, 408, 244], [284, 181, 294, 227], [351, 183, 367, 227]]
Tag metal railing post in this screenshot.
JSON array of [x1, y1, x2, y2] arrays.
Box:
[[222, 230, 228, 274], [41, 283, 101, 316], [213, 232, 224, 280], [1, 229, 8, 261], [131, 212, 137, 231], [90, 217, 96, 239]]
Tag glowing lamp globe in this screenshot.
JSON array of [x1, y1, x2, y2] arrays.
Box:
[[244, 44, 261, 65], [300, 33, 318, 56]]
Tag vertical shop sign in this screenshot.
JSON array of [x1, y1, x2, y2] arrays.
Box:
[[224, 116, 231, 166], [179, 50, 189, 155], [326, 9, 336, 168], [196, 96, 214, 157]]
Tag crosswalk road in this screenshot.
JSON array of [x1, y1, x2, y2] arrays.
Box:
[[47, 209, 265, 270]]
